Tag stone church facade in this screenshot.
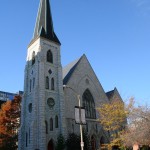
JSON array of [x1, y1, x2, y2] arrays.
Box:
[[18, 0, 123, 150]]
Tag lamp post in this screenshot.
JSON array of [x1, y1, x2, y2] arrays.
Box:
[[63, 85, 84, 150]]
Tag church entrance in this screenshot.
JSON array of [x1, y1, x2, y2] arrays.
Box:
[[100, 136, 105, 149], [91, 135, 96, 150], [48, 139, 54, 150]]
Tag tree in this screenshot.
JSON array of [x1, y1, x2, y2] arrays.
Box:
[[97, 99, 128, 149], [97, 97, 150, 149], [66, 133, 80, 150], [66, 131, 91, 150], [0, 95, 21, 150], [122, 100, 150, 147], [55, 134, 66, 150]]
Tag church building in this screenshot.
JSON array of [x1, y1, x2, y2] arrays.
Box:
[[19, 0, 123, 150]]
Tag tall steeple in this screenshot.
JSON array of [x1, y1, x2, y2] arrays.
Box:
[[33, 0, 61, 44], [19, 1, 66, 149]]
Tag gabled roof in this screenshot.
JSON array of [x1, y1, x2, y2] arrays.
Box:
[[63, 55, 84, 85], [33, 0, 60, 44], [106, 89, 115, 100], [106, 87, 123, 102]]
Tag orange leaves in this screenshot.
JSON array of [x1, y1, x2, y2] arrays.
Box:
[[0, 95, 21, 148]]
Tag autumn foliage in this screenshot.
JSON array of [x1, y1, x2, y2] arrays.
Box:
[[0, 95, 21, 150], [97, 100, 127, 131], [122, 99, 150, 146], [98, 97, 150, 149], [97, 99, 128, 149]]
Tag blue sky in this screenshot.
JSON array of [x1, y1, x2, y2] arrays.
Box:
[[0, 0, 150, 105]]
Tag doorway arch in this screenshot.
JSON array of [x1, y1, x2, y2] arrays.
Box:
[[48, 139, 54, 150], [91, 135, 96, 150], [100, 136, 105, 149]]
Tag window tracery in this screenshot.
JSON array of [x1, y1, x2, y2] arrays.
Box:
[[45, 120, 48, 134], [82, 89, 96, 119], [55, 115, 58, 128], [50, 118, 53, 131], [51, 78, 54, 90]]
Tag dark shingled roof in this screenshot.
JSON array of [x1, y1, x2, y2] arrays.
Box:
[[33, 0, 60, 44], [63, 55, 84, 85], [106, 89, 115, 100]]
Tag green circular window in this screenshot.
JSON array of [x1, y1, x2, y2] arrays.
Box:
[[47, 98, 55, 108]]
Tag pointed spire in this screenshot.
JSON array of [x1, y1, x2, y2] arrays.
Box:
[[33, 0, 61, 44]]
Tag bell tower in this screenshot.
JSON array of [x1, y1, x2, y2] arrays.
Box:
[[19, 0, 66, 149]]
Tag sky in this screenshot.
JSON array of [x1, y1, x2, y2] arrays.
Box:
[[0, 0, 150, 105]]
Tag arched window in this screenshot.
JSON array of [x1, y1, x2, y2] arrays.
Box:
[[32, 51, 35, 65], [55, 115, 58, 128], [28, 103, 32, 113], [82, 89, 96, 119], [45, 76, 49, 89], [50, 118, 53, 131], [47, 50, 53, 63], [45, 121, 48, 134], [30, 79, 32, 92], [51, 78, 54, 90], [33, 77, 35, 88]]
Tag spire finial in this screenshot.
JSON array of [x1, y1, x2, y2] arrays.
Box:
[[33, 0, 61, 44]]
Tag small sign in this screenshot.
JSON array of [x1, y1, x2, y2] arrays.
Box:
[[75, 107, 80, 123], [81, 108, 86, 124], [75, 106, 86, 124]]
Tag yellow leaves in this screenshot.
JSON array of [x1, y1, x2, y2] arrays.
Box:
[[97, 100, 127, 131], [98, 97, 150, 147], [100, 131, 126, 150], [97, 100, 128, 149]]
